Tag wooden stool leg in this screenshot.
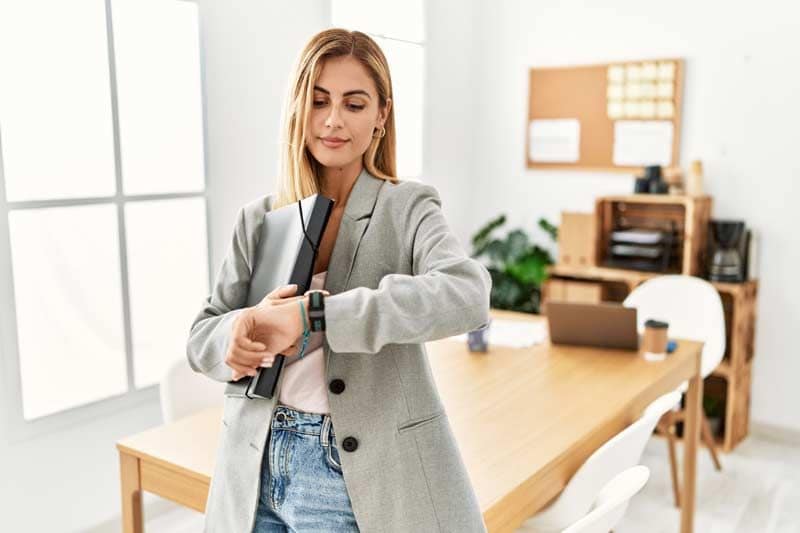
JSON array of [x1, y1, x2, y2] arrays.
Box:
[[701, 414, 723, 471], [665, 426, 682, 508]]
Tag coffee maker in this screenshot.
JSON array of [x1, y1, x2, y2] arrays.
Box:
[[633, 165, 670, 194], [707, 220, 750, 282]]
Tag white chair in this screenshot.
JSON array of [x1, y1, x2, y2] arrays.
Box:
[[160, 357, 225, 423], [517, 391, 680, 533], [561, 465, 650, 533], [623, 274, 726, 506]]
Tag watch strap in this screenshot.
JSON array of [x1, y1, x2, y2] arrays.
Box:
[[308, 290, 326, 331]]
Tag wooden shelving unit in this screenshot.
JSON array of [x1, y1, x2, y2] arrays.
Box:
[[595, 194, 713, 275], [543, 194, 758, 453]]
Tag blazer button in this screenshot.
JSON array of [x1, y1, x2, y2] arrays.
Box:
[[329, 379, 346, 394], [342, 436, 358, 452]]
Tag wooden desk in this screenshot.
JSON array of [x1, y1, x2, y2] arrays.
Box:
[[117, 309, 702, 533]]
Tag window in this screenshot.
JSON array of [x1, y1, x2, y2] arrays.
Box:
[[331, 0, 424, 179], [0, 0, 209, 421]]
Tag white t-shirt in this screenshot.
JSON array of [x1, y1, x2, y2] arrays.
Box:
[[277, 270, 329, 414]]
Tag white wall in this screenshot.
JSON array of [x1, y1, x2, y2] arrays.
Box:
[[459, 0, 800, 431], [197, 0, 331, 272], [0, 2, 329, 532], [422, 0, 480, 247]]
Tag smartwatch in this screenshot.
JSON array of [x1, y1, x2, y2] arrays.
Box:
[[307, 290, 326, 332]]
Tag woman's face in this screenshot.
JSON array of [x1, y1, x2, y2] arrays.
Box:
[[305, 55, 390, 171]]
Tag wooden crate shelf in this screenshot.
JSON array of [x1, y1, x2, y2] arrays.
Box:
[[711, 360, 731, 378], [595, 194, 712, 276], [717, 280, 758, 370]]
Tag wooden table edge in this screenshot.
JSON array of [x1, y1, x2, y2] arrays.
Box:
[[116, 442, 211, 484]]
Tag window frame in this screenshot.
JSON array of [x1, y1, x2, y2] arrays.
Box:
[[0, 0, 212, 440]]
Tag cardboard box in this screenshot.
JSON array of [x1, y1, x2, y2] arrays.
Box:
[[559, 212, 596, 267]]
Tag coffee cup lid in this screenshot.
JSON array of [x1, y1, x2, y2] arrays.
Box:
[[645, 319, 669, 329]]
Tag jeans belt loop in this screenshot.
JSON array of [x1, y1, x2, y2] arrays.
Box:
[[320, 415, 330, 448]]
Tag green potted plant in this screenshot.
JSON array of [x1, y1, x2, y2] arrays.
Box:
[[470, 214, 558, 314]]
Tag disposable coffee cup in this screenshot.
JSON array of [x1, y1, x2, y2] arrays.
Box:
[[642, 319, 669, 361]]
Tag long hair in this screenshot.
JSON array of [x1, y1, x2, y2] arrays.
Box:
[[273, 29, 398, 210]]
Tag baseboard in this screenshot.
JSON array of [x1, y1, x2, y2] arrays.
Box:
[[751, 421, 800, 446]]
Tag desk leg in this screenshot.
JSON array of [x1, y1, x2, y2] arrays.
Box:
[[119, 451, 144, 533], [681, 368, 702, 533]]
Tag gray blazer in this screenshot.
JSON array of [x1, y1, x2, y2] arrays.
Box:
[[186, 167, 492, 532]]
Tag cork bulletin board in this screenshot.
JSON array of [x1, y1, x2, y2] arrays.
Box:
[[525, 58, 684, 173]]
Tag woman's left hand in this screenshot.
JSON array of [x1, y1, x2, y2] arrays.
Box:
[[229, 289, 328, 380]]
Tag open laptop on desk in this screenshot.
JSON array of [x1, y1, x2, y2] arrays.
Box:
[[546, 301, 639, 350]]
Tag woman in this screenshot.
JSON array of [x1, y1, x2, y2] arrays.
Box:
[[187, 29, 492, 533]]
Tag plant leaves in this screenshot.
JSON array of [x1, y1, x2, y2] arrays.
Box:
[[538, 217, 558, 242], [505, 229, 530, 264], [472, 214, 506, 250], [506, 254, 549, 285], [484, 239, 509, 267], [472, 215, 557, 314]]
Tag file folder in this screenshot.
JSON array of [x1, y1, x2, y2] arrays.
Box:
[[231, 193, 334, 399]]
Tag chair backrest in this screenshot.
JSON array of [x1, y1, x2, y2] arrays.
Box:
[[160, 357, 225, 423], [623, 275, 726, 379], [531, 390, 680, 529], [561, 465, 650, 533]]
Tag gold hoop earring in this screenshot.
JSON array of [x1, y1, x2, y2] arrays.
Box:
[[373, 126, 386, 138]]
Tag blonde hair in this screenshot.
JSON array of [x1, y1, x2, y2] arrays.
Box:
[[273, 28, 399, 210]]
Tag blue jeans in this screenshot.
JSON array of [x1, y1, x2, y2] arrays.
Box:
[[252, 404, 360, 532]]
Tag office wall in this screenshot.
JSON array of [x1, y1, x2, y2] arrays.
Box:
[[460, 0, 800, 431], [421, 0, 480, 245], [198, 0, 332, 273], [0, 2, 329, 532]]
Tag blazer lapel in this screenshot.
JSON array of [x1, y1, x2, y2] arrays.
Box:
[[323, 167, 385, 296]]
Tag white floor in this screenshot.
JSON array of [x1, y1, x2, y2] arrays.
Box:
[[617, 434, 800, 533], [88, 434, 800, 533], [84, 496, 204, 533]]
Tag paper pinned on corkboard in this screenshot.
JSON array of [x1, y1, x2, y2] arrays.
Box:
[[612, 120, 673, 167], [528, 118, 581, 163]]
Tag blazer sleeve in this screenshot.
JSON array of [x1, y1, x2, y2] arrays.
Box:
[[324, 184, 492, 355], [185, 206, 251, 382]]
